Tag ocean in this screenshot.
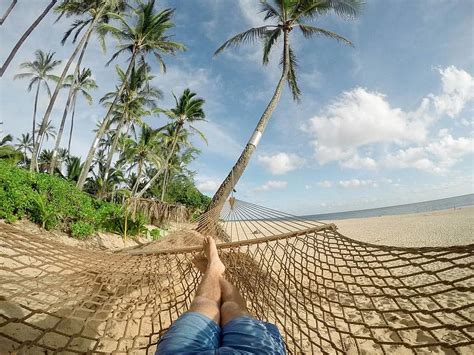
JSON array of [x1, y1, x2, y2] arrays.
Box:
[[302, 193, 474, 221]]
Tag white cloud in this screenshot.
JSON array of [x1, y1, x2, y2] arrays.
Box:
[[340, 154, 377, 170], [385, 132, 474, 174], [317, 180, 333, 188], [196, 177, 220, 194], [305, 87, 426, 164], [433, 66, 474, 117], [303, 66, 474, 174], [338, 179, 378, 188], [257, 152, 305, 175], [254, 180, 288, 192]]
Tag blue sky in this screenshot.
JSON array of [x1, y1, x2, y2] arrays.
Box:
[[1, 0, 473, 215]]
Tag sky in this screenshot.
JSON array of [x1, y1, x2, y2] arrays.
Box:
[[0, 0, 473, 215]]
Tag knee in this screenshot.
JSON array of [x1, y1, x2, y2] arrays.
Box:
[[220, 300, 249, 325]]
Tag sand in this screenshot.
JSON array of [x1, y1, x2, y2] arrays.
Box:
[[324, 206, 474, 247]]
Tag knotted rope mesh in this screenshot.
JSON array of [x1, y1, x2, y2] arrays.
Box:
[[0, 198, 473, 354]]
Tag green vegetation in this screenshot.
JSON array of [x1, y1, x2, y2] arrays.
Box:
[[0, 160, 147, 237]]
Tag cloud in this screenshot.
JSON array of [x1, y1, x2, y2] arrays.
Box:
[[433, 66, 474, 117], [317, 180, 333, 188], [254, 180, 288, 192], [303, 66, 474, 174], [338, 179, 378, 188], [257, 152, 305, 175], [385, 131, 474, 174], [196, 177, 220, 194]]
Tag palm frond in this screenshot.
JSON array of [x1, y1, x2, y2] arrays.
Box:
[[299, 24, 353, 46], [214, 26, 273, 56], [263, 28, 282, 64]]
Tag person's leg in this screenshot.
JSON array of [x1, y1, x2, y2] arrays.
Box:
[[156, 236, 225, 354], [189, 236, 225, 323], [220, 277, 250, 326]]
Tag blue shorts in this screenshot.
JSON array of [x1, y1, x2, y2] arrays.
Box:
[[156, 312, 286, 354]]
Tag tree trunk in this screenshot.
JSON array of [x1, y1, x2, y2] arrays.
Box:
[[30, 9, 99, 171], [49, 88, 74, 173], [67, 93, 77, 156], [0, 0, 17, 25], [160, 167, 168, 201], [206, 30, 291, 215], [76, 52, 137, 190], [135, 123, 182, 199], [102, 115, 126, 192], [0, 0, 57, 77], [131, 159, 143, 196], [32, 80, 41, 147]]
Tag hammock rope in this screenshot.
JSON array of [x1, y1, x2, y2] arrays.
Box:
[[0, 198, 473, 354]]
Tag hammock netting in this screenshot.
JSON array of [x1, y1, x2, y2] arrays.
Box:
[[0, 198, 473, 354]]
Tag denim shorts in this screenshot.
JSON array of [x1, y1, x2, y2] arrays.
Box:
[[156, 312, 286, 354]]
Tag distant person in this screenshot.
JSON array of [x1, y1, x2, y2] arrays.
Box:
[[156, 236, 286, 354]]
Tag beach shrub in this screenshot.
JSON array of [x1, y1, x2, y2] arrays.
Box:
[[71, 221, 94, 239], [0, 161, 131, 239]]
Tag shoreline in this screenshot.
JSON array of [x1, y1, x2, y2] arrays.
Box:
[[323, 205, 474, 247]]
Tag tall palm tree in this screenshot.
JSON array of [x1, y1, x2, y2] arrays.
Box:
[[30, 0, 125, 172], [208, 0, 362, 213], [15, 133, 33, 165], [49, 68, 97, 173], [99, 63, 162, 187], [76, 0, 185, 190], [120, 124, 161, 196], [35, 121, 56, 156], [14, 50, 61, 148], [0, 0, 57, 77], [136, 88, 206, 198]]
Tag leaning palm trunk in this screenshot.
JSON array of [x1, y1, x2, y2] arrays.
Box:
[[67, 93, 77, 156], [76, 53, 138, 190], [0, 0, 57, 77], [160, 167, 169, 201], [135, 123, 182, 199], [30, 11, 101, 171], [50, 28, 92, 173], [32, 80, 41, 147], [207, 31, 290, 214], [49, 89, 74, 173], [0, 0, 17, 25], [101, 116, 127, 194]]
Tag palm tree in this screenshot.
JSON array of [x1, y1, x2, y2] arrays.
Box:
[[208, 0, 362, 213], [99, 63, 162, 187], [0, 0, 57, 77], [49, 68, 97, 173], [120, 124, 161, 197], [14, 50, 61, 148], [64, 156, 83, 182], [0, 133, 21, 163], [136, 88, 206, 198], [35, 121, 56, 156], [30, 0, 126, 172], [76, 0, 185, 190], [15, 133, 33, 164]]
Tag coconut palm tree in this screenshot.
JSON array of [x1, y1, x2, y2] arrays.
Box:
[[0, 133, 21, 163], [49, 68, 97, 173], [15, 133, 33, 165], [135, 88, 206, 198], [0, 0, 57, 77], [120, 124, 161, 197], [99, 62, 162, 188], [30, 0, 126, 172], [76, 0, 185, 190], [208, 0, 362, 213], [14, 50, 61, 148], [64, 156, 83, 182], [35, 121, 56, 157]]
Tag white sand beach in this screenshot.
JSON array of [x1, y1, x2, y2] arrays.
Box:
[[325, 206, 474, 247]]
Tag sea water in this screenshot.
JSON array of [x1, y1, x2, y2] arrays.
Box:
[[303, 194, 474, 221]]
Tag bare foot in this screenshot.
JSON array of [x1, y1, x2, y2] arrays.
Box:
[[193, 236, 225, 275]]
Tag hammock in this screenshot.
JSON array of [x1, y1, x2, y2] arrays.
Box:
[[0, 198, 473, 354]]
